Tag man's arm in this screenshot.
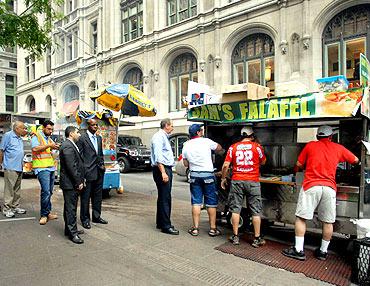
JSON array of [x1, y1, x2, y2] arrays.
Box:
[[62, 145, 84, 189], [31, 136, 58, 152], [183, 158, 189, 168], [0, 150, 3, 166], [221, 161, 231, 190]]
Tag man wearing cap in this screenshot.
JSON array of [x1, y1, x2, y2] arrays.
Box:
[[150, 118, 178, 235], [221, 126, 266, 247], [282, 125, 359, 261], [182, 124, 223, 237]]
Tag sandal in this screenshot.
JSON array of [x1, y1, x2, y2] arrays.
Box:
[[188, 226, 199, 236], [208, 228, 221, 237]]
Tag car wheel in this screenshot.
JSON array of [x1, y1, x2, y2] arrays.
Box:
[[118, 157, 131, 173]]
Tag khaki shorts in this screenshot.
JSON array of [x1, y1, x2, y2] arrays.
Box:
[[295, 186, 336, 223]]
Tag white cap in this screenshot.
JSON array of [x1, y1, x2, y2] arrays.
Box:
[[241, 126, 254, 136], [317, 125, 333, 137]]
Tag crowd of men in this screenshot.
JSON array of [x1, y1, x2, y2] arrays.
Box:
[[0, 118, 360, 260], [0, 119, 108, 244]]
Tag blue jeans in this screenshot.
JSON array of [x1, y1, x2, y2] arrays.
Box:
[[189, 173, 218, 207], [37, 170, 55, 217]]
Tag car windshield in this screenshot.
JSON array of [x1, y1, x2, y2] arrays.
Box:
[[119, 137, 143, 146]]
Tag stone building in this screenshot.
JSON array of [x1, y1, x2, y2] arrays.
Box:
[[16, 0, 370, 156]]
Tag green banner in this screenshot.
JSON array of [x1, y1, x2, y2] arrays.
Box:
[[187, 89, 363, 123], [360, 53, 370, 87]]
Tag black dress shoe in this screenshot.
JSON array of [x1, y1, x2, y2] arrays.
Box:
[[65, 229, 85, 236], [92, 217, 108, 224], [161, 227, 179, 235], [82, 222, 91, 229], [70, 235, 84, 244]]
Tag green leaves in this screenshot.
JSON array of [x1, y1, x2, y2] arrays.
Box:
[[0, 0, 64, 57]]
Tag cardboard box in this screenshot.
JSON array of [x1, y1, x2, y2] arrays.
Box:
[[221, 83, 270, 103]]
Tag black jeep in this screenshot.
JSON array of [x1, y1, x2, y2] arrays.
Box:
[[117, 135, 151, 173]]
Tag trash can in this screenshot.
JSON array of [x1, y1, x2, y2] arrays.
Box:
[[351, 238, 370, 285]]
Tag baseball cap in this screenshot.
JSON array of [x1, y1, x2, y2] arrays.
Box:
[[241, 126, 254, 136], [317, 125, 333, 137], [189, 124, 203, 137]]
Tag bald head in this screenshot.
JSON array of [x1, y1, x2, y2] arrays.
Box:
[[87, 118, 98, 134], [13, 121, 27, 137]]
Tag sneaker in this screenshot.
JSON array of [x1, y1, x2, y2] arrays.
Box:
[[314, 248, 328, 261], [282, 246, 306, 261], [3, 209, 15, 218], [229, 234, 240, 245], [39, 217, 48, 225], [13, 207, 26, 214], [252, 237, 266, 248], [47, 213, 58, 220]]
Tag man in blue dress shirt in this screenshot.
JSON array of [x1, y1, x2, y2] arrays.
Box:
[[0, 121, 28, 218], [150, 118, 178, 235]]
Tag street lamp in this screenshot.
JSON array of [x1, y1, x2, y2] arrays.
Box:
[[57, 26, 98, 108]]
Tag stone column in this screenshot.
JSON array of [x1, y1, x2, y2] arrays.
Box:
[[0, 72, 5, 112], [198, 26, 206, 84]]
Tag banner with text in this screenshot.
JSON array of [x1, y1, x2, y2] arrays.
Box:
[[187, 89, 364, 123]]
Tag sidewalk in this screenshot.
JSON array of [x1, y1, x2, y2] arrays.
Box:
[[0, 181, 330, 286]]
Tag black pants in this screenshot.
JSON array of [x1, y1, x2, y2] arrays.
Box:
[[63, 189, 79, 237], [80, 176, 103, 224], [152, 166, 173, 230]]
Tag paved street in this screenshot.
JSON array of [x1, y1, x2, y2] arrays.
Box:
[[0, 172, 332, 286]]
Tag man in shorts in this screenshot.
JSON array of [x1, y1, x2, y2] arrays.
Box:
[[282, 125, 359, 261], [221, 126, 266, 247], [182, 124, 223, 237]]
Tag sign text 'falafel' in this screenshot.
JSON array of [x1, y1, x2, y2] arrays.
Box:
[[187, 88, 364, 123]]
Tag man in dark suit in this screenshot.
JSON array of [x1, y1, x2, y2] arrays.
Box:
[[77, 118, 108, 229], [59, 126, 85, 244]]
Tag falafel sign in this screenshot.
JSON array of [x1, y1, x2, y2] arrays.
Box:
[[187, 88, 364, 123]]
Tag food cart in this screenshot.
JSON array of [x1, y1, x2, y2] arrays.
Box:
[[88, 84, 157, 195], [187, 87, 369, 238]]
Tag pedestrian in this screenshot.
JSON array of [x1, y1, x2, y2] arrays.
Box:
[[150, 118, 178, 235], [0, 121, 28, 218], [181, 124, 223, 237], [31, 120, 60, 225], [282, 125, 359, 261], [221, 126, 266, 247], [59, 126, 85, 244], [77, 118, 107, 229]]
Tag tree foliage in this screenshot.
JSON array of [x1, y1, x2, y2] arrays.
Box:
[[0, 0, 64, 57]]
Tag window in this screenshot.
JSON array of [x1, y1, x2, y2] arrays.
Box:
[[231, 33, 275, 90], [46, 95, 52, 113], [26, 96, 36, 113], [169, 53, 198, 111], [30, 56, 35, 80], [5, 75, 15, 89], [59, 36, 65, 64], [25, 56, 35, 81], [9, 62, 17, 69], [121, 1, 143, 43], [167, 0, 197, 25], [91, 21, 98, 53], [123, 67, 143, 91], [67, 34, 73, 61], [73, 29, 78, 59], [63, 84, 79, 103], [6, 96, 14, 112], [323, 5, 370, 83]]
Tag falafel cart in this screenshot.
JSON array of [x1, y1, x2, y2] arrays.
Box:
[[187, 86, 369, 238]]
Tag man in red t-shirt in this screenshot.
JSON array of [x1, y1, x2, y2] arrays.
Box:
[[283, 125, 359, 261], [221, 126, 266, 247]]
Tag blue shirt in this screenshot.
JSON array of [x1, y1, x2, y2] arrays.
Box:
[[87, 130, 98, 153], [150, 129, 175, 167], [0, 131, 24, 172], [31, 131, 56, 175]]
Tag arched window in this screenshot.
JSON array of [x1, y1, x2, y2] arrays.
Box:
[[62, 84, 79, 103], [45, 95, 52, 113], [26, 95, 36, 113], [169, 53, 198, 111], [123, 67, 143, 91], [231, 33, 275, 90], [323, 5, 370, 82]]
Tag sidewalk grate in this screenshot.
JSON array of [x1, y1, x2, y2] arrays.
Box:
[[126, 243, 251, 286]]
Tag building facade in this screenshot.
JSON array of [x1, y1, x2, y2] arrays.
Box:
[[16, 0, 370, 154]]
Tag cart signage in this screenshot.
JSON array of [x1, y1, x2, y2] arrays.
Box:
[[188, 89, 363, 123]]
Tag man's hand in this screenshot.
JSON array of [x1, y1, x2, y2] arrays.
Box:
[[221, 178, 228, 190], [77, 183, 84, 191], [162, 172, 169, 183], [49, 142, 60, 150]]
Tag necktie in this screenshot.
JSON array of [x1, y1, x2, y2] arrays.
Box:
[[92, 135, 98, 153]]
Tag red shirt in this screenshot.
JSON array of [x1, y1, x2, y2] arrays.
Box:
[[225, 140, 266, 181], [298, 138, 357, 191]]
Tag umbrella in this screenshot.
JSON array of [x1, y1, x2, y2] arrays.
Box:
[[90, 84, 156, 117]]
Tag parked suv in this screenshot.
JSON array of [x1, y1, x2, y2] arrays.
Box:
[[117, 135, 151, 173]]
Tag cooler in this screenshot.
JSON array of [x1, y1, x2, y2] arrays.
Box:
[[103, 168, 121, 190]]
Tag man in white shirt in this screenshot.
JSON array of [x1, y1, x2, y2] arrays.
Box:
[[182, 124, 222, 237]]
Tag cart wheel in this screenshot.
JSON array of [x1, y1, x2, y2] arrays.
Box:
[[117, 186, 124, 194]]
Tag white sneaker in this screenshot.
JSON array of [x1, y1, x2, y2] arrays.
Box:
[[3, 209, 15, 218], [13, 207, 26, 214]]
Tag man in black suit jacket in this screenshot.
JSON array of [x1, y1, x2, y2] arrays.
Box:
[[59, 126, 85, 244], [77, 118, 108, 229]]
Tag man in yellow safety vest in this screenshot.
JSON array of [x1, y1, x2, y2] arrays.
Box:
[[31, 120, 60, 225]]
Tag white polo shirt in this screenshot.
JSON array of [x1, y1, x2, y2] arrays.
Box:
[[182, 137, 218, 172]]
